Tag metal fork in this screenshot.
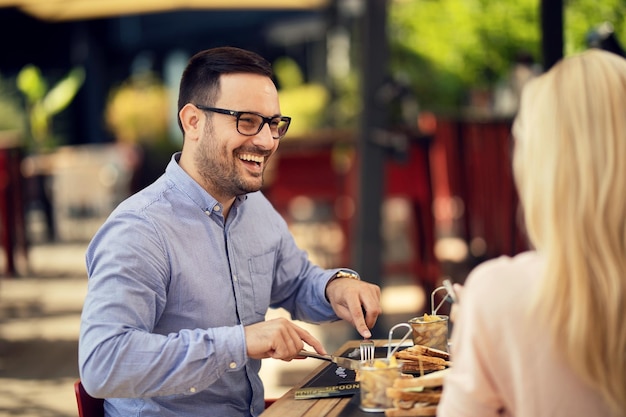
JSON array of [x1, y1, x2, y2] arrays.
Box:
[[359, 339, 375, 365]]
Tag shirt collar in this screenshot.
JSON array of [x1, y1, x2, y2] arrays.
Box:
[[165, 152, 248, 213]]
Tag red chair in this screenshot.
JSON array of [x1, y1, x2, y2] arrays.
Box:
[[74, 380, 104, 417]]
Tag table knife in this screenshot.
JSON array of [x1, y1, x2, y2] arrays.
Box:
[[298, 350, 361, 370]]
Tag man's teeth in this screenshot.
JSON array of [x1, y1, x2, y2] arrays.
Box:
[[239, 154, 263, 163]]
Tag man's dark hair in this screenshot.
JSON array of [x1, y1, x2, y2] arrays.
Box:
[[177, 46, 274, 132]]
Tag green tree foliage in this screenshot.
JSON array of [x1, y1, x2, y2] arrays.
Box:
[[387, 0, 625, 114], [564, 0, 625, 55]]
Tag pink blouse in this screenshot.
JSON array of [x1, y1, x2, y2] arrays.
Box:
[[437, 251, 621, 417]]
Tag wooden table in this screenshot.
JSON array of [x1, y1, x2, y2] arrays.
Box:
[[260, 339, 393, 417]]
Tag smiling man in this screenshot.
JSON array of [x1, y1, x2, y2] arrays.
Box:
[[78, 46, 382, 417]]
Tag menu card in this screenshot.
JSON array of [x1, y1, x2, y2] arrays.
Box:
[[294, 347, 361, 399]]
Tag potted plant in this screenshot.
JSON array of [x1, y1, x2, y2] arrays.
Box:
[[16, 64, 85, 241]]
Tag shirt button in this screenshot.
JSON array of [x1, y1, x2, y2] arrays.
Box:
[[233, 275, 238, 282], [229, 362, 237, 369], [204, 210, 211, 216], [189, 387, 197, 393], [213, 205, 221, 212]]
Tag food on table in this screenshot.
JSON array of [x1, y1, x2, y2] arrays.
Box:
[[394, 344, 451, 374], [384, 368, 450, 416], [421, 313, 438, 322], [404, 344, 450, 360], [359, 357, 403, 411], [408, 314, 449, 351]]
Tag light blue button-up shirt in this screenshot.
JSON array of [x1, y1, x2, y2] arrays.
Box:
[[79, 153, 345, 416]]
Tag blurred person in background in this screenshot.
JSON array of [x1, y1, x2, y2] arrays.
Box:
[[439, 49, 626, 417], [586, 22, 625, 58], [79, 46, 381, 417]]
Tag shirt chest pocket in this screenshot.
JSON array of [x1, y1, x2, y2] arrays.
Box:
[[248, 251, 276, 317]]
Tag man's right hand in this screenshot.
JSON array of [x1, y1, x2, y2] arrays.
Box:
[[244, 318, 327, 361]]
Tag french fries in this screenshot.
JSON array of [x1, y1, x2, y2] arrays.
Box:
[[409, 314, 449, 351], [359, 357, 403, 411]]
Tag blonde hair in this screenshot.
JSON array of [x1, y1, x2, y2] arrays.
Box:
[[512, 49, 626, 414]]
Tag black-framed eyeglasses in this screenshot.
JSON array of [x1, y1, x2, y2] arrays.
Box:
[[194, 104, 291, 140]]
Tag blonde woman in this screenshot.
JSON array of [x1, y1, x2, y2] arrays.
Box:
[[438, 49, 626, 417]]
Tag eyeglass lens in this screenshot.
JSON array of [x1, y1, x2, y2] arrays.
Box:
[[237, 113, 289, 138]]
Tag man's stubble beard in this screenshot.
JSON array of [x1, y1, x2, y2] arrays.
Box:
[[195, 128, 265, 198]]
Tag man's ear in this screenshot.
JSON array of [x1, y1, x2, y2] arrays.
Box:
[[179, 104, 203, 141]]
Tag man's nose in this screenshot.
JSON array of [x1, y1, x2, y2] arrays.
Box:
[[252, 123, 277, 149]]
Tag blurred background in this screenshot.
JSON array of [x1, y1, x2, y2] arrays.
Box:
[[0, 0, 624, 415]]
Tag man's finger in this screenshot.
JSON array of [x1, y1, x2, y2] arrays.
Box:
[[349, 301, 372, 339], [294, 325, 327, 355], [357, 324, 372, 339], [361, 297, 382, 331]]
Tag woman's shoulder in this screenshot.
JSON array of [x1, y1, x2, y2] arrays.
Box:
[[470, 251, 541, 278], [464, 251, 543, 303]]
